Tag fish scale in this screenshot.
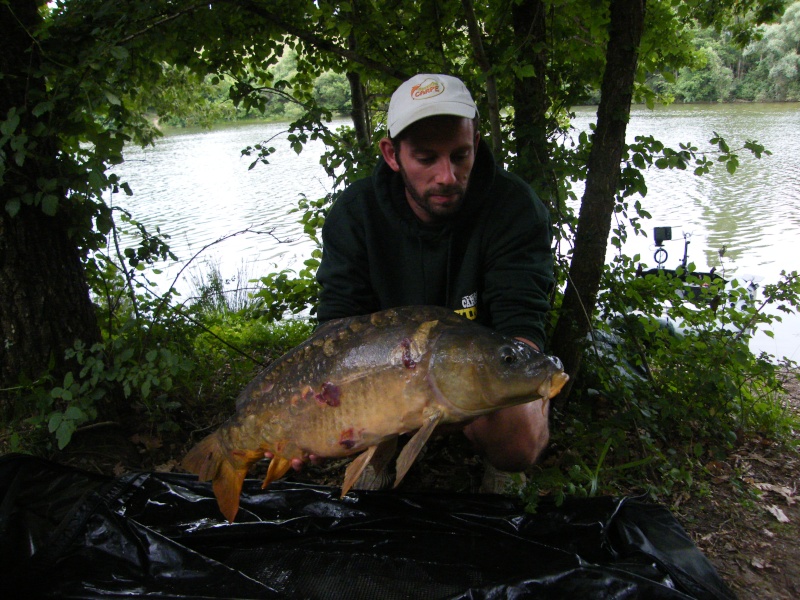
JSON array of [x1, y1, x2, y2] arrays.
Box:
[[183, 305, 568, 522]]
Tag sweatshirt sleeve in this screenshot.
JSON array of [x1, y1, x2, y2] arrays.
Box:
[[482, 178, 555, 350], [316, 187, 380, 323]]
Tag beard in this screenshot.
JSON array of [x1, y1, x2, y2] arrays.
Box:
[[398, 166, 469, 223]]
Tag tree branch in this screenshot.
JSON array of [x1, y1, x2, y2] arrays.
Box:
[[232, 0, 410, 82], [461, 0, 503, 157]]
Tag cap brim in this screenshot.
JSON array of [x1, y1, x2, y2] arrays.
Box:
[[389, 102, 477, 137]]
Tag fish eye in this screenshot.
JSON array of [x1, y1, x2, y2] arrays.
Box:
[[500, 347, 517, 364]]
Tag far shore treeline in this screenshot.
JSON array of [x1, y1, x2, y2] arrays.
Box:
[[162, 10, 800, 129]]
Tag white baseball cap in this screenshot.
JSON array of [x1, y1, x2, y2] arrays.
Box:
[[387, 74, 478, 137]]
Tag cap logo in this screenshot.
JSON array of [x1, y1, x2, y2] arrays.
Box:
[[410, 78, 444, 100]]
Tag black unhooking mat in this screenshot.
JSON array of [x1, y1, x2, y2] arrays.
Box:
[[0, 454, 735, 599]]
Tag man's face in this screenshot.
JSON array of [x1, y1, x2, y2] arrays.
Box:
[[381, 116, 479, 224]]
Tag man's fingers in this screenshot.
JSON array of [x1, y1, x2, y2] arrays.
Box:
[[263, 453, 325, 471]]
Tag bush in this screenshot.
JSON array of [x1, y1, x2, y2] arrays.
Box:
[[526, 263, 800, 509]]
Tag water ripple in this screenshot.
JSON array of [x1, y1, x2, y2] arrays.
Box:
[[114, 107, 800, 359]]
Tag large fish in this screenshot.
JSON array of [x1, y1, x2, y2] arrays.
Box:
[[182, 306, 568, 522]]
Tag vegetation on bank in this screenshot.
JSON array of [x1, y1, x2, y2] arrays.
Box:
[[2, 0, 800, 518], [4, 196, 799, 511]]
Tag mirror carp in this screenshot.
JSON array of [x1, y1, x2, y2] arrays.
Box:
[[183, 305, 568, 522]]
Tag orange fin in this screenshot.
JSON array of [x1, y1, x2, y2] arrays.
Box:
[[340, 445, 378, 498], [182, 432, 224, 482], [394, 410, 443, 488], [212, 460, 249, 523], [182, 433, 261, 523], [262, 455, 293, 489]]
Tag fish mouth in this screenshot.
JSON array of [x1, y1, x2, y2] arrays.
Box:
[[537, 372, 569, 400]]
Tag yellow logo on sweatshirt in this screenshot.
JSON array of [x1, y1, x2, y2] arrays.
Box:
[[455, 307, 477, 320], [455, 292, 478, 320]]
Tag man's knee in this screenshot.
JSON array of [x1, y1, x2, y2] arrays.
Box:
[[464, 400, 550, 471]]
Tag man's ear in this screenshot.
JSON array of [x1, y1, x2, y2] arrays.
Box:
[[379, 137, 401, 172]]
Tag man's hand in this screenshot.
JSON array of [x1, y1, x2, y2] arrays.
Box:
[[264, 452, 324, 471], [515, 336, 540, 351]]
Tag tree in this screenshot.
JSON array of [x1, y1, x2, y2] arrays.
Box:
[[1, 0, 780, 419], [549, 0, 646, 397], [673, 43, 735, 101], [743, 0, 800, 100], [1, 1, 103, 390]]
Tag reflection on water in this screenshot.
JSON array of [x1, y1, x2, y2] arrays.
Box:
[[113, 106, 800, 360], [571, 103, 800, 360], [112, 120, 332, 292]]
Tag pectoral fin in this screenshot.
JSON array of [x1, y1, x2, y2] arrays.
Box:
[[341, 445, 378, 498], [262, 455, 293, 488], [393, 410, 443, 488]]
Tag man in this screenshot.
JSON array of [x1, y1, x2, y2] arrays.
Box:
[[318, 73, 556, 492]]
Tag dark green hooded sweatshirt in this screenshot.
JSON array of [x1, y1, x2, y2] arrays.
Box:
[[316, 140, 555, 350]]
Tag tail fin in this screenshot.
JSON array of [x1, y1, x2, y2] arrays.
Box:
[[182, 433, 259, 523]]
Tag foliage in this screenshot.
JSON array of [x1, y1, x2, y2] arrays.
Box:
[[651, 1, 800, 102], [525, 265, 800, 509], [7, 325, 193, 452], [189, 314, 314, 420], [2, 0, 799, 516], [3, 254, 314, 453], [742, 1, 800, 100], [188, 260, 262, 316]]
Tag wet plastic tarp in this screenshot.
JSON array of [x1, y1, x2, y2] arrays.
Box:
[[0, 454, 735, 599]]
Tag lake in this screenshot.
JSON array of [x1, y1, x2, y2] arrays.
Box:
[[111, 103, 800, 361]]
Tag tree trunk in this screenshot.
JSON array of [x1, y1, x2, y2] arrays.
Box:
[[549, 0, 646, 399], [461, 0, 503, 158], [346, 70, 370, 149], [1, 0, 102, 392], [511, 0, 554, 207]]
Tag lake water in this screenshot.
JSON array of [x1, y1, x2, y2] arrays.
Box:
[[111, 103, 800, 361]]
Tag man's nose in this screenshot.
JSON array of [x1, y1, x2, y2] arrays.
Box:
[[434, 159, 457, 185]]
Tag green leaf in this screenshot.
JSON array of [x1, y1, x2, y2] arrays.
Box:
[[63, 406, 85, 421], [41, 194, 58, 216], [515, 64, 536, 79], [32, 101, 55, 117], [105, 90, 122, 106], [56, 421, 76, 450], [109, 45, 129, 60], [1, 110, 20, 135], [5, 198, 20, 217], [48, 412, 63, 433]]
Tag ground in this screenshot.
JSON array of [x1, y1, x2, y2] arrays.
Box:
[[55, 378, 800, 600]]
